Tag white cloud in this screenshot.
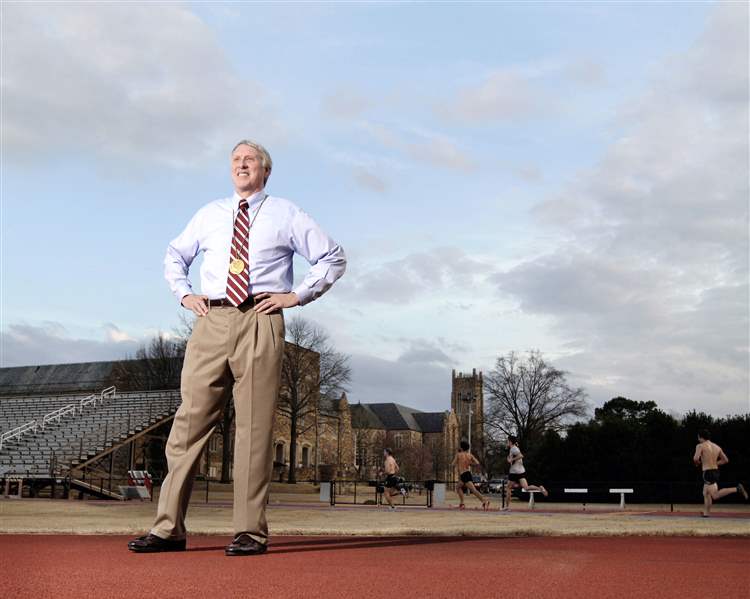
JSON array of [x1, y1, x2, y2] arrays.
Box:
[[495, 3, 749, 416], [103, 323, 136, 344], [436, 57, 603, 125], [359, 121, 477, 172], [1, 4, 284, 167], [438, 68, 540, 124], [397, 340, 457, 369], [0, 322, 143, 367], [352, 167, 389, 193], [512, 164, 544, 183], [339, 247, 491, 305]]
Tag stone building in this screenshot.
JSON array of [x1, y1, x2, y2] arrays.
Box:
[[349, 403, 460, 481], [270, 393, 356, 482], [1, 358, 482, 484], [451, 369, 485, 460]]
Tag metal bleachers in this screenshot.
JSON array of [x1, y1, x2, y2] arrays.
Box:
[[0, 387, 181, 477]]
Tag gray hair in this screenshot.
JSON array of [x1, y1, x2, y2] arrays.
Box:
[[232, 139, 273, 182]]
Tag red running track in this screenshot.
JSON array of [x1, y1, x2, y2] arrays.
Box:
[[1, 535, 748, 599]]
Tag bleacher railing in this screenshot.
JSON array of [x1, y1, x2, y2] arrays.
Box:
[[1, 389, 186, 481], [78, 394, 98, 411], [0, 386, 118, 451], [0, 420, 39, 451], [78, 386, 116, 413], [41, 404, 78, 430]]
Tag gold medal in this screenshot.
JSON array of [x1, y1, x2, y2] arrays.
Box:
[[229, 258, 245, 274]]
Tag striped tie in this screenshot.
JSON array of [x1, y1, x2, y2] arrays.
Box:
[[225, 199, 250, 306]]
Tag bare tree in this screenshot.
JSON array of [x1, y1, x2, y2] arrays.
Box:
[[173, 312, 194, 354], [112, 333, 186, 391], [280, 316, 351, 483], [484, 351, 587, 448], [396, 442, 434, 482]]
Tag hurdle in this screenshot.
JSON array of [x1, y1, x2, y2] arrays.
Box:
[[521, 488, 540, 509], [610, 488, 634, 509], [118, 470, 152, 500], [564, 488, 589, 510]]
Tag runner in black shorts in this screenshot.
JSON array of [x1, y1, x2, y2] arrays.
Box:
[[702, 469, 720, 486], [380, 448, 402, 510], [505, 435, 547, 510], [693, 429, 747, 517], [452, 441, 490, 510]]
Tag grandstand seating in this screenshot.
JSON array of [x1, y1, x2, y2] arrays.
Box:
[[0, 388, 181, 477]]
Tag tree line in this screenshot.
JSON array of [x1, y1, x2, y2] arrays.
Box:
[[483, 352, 749, 496]]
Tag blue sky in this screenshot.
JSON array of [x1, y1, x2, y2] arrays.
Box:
[[1, 1, 747, 417]]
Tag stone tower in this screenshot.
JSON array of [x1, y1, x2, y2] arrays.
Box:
[[451, 369, 484, 460]]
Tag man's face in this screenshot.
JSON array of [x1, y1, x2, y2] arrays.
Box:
[[231, 145, 267, 196]]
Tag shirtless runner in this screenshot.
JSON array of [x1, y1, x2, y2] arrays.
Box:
[[505, 435, 548, 510], [693, 429, 747, 517], [451, 441, 490, 510], [380, 448, 403, 510]]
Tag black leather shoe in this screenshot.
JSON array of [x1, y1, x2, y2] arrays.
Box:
[[225, 533, 268, 556], [128, 533, 186, 553]]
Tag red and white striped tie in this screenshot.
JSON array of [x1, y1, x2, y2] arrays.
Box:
[[225, 199, 250, 306]]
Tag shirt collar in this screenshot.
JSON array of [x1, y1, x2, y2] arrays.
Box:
[[231, 189, 266, 211]]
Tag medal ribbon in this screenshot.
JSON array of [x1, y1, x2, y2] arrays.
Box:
[[225, 195, 269, 306], [225, 199, 250, 306]]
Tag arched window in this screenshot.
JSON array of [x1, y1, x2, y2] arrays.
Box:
[[301, 446, 310, 467], [275, 443, 284, 464]]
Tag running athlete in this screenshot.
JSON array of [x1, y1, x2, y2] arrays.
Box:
[[693, 429, 747, 517], [505, 435, 548, 510], [451, 441, 490, 510], [381, 448, 402, 510]]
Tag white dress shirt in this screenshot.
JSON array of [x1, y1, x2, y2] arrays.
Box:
[[164, 190, 346, 306]]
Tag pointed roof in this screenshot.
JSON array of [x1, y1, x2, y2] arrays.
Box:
[[349, 402, 447, 433], [350, 403, 384, 429], [412, 412, 447, 433]]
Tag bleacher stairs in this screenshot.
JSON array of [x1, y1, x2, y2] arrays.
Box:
[[0, 387, 181, 496]]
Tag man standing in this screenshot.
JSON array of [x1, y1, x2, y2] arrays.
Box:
[[381, 448, 403, 510], [693, 429, 747, 518], [128, 140, 346, 556], [505, 435, 547, 510], [452, 440, 490, 510]]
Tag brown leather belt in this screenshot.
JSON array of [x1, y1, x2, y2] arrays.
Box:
[[208, 297, 261, 308]]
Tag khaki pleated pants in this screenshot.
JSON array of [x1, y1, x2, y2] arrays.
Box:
[[150, 305, 284, 545]]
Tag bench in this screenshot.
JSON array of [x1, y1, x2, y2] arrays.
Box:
[[564, 488, 589, 510], [610, 488, 633, 509]]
